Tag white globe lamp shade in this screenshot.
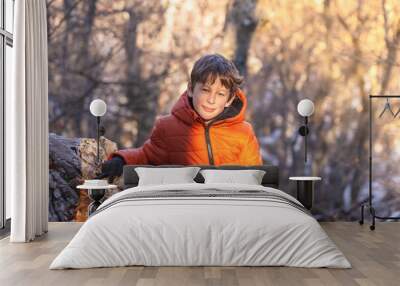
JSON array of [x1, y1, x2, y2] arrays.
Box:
[[297, 99, 314, 117], [90, 99, 107, 117]]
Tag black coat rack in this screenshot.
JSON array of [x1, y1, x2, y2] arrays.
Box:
[[359, 95, 400, 230]]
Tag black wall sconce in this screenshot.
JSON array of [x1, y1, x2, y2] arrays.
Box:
[[89, 99, 107, 165], [297, 99, 315, 163]]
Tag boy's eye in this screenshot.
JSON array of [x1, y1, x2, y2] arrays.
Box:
[[218, 93, 226, 96]]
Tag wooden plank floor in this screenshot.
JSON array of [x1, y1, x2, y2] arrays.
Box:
[[0, 222, 398, 286]]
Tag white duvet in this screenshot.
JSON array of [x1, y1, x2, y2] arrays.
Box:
[[50, 183, 351, 269]]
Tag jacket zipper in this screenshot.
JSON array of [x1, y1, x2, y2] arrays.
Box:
[[204, 123, 215, 165]]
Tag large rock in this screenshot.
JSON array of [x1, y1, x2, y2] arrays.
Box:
[[49, 133, 122, 221]]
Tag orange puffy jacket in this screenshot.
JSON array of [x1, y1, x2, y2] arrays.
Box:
[[109, 89, 262, 166]]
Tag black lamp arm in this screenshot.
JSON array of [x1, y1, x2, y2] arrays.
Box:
[[305, 116, 308, 163], [96, 116, 100, 165], [298, 116, 309, 163]]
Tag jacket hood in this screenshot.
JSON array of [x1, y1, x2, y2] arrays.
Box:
[[171, 88, 247, 126]]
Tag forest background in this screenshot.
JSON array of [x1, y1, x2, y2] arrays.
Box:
[[47, 0, 400, 221]]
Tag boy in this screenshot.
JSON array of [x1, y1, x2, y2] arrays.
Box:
[[98, 53, 262, 179]]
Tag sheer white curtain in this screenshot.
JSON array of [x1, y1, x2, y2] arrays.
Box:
[[6, 0, 49, 242]]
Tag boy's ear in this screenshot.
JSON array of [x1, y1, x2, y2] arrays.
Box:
[[224, 94, 236, 107]]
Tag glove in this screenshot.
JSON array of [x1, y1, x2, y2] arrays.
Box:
[[95, 156, 125, 182]]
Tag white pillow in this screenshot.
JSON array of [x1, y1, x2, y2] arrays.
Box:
[[135, 167, 201, 186], [200, 169, 266, 185]]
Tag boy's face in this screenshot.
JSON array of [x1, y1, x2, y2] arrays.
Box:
[[188, 76, 235, 123]]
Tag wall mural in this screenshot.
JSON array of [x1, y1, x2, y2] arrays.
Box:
[[47, 0, 400, 222]]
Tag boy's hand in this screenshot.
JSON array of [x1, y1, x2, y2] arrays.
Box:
[[95, 156, 125, 182]]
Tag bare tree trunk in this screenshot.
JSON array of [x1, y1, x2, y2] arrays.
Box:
[[380, 0, 400, 95], [227, 0, 259, 78], [124, 9, 142, 146], [340, 4, 369, 210], [61, 0, 74, 82], [75, 0, 98, 137], [49, 134, 81, 221], [123, 8, 159, 147]]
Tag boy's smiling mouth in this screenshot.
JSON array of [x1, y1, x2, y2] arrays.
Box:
[[202, 105, 216, 112]]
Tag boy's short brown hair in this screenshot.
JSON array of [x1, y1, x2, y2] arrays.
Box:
[[189, 54, 243, 100]]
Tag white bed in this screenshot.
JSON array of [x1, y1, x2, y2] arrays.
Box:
[[50, 183, 351, 269]]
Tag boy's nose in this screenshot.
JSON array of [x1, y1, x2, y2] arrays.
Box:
[[207, 94, 216, 104]]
